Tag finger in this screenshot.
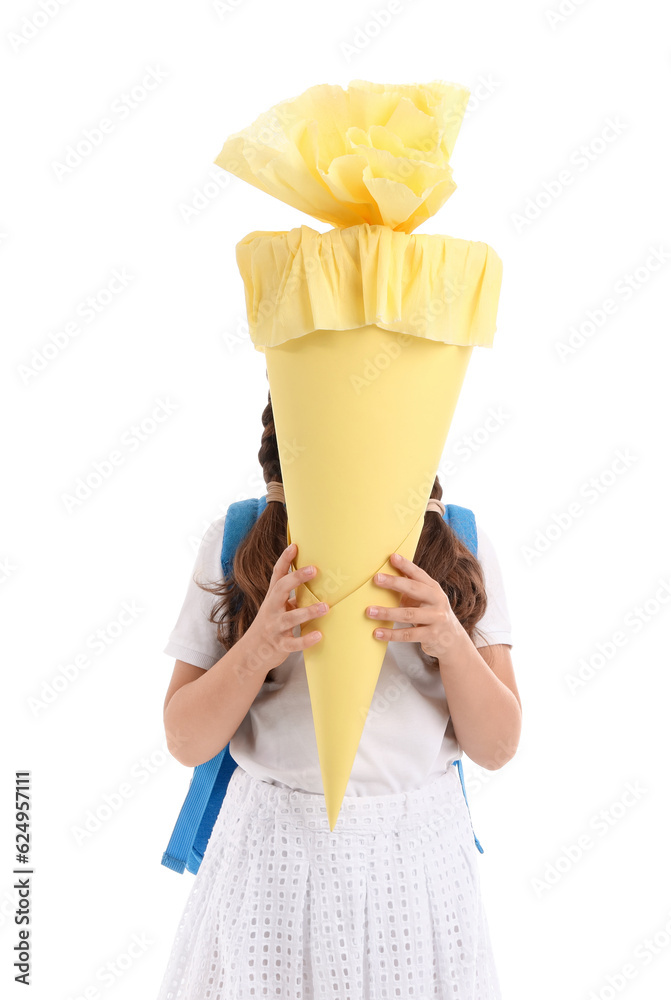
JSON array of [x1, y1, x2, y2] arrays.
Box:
[[282, 600, 330, 631], [273, 559, 318, 607], [371, 624, 424, 642], [278, 629, 323, 653], [365, 605, 436, 626], [372, 569, 435, 604], [269, 542, 297, 587], [389, 551, 434, 583]]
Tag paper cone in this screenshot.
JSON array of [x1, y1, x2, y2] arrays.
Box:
[[214, 80, 503, 830], [265, 324, 472, 829]]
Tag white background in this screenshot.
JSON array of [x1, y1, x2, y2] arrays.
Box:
[[3, 0, 671, 997]]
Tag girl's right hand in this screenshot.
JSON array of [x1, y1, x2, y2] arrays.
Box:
[[245, 542, 329, 674]]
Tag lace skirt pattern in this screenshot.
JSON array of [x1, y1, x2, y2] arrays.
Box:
[[156, 763, 502, 999]]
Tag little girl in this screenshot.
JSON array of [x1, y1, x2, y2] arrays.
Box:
[[155, 391, 521, 1000]]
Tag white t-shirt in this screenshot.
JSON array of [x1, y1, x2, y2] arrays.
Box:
[[164, 513, 513, 796]]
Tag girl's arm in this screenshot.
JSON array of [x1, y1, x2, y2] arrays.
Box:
[[163, 545, 328, 768], [368, 547, 521, 772], [438, 638, 522, 771], [163, 636, 275, 768]]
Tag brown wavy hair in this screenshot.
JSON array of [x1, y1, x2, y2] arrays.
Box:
[[197, 391, 488, 681]]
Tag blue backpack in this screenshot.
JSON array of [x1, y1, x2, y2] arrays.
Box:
[[161, 496, 484, 874]]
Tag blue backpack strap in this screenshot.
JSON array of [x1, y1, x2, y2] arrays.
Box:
[[221, 496, 268, 577], [442, 504, 484, 854], [187, 748, 240, 873], [161, 750, 227, 873], [452, 758, 485, 854], [161, 498, 264, 874], [444, 503, 478, 557]]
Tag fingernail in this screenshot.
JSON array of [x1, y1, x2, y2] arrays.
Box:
[[374, 629, 384, 638]]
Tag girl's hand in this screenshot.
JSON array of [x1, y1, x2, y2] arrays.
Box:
[[246, 542, 329, 674], [367, 552, 463, 661]]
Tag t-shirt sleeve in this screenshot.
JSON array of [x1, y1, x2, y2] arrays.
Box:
[[163, 516, 228, 670], [472, 523, 513, 649]]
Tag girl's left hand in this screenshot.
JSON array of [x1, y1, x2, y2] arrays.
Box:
[[367, 552, 463, 660]]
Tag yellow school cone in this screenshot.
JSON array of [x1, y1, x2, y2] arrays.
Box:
[[214, 81, 503, 830], [264, 325, 472, 829]]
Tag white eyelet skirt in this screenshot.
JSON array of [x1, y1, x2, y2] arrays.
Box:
[[156, 763, 502, 999]]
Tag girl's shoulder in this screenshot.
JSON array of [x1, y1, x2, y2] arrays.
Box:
[[188, 514, 228, 587], [201, 513, 227, 547], [468, 517, 513, 647], [471, 519, 505, 580], [472, 519, 495, 559]]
